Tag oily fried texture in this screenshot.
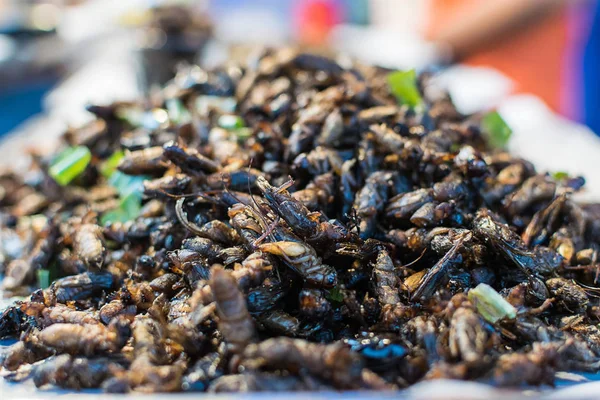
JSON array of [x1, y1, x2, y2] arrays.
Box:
[[1, 48, 600, 393]]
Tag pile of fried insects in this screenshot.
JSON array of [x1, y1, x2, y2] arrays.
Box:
[[1, 48, 600, 393]]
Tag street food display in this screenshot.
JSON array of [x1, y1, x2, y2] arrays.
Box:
[[1, 49, 599, 393]]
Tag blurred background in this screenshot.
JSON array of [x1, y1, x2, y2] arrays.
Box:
[[1, 0, 600, 196]]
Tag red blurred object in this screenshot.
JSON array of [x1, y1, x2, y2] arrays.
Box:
[[294, 0, 342, 46]]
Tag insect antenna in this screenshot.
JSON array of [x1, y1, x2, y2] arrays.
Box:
[[246, 159, 277, 246]]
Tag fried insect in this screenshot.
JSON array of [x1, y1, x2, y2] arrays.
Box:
[[32, 354, 126, 389], [26, 303, 100, 327], [26, 317, 131, 356], [118, 146, 166, 175], [246, 282, 288, 314], [143, 174, 191, 199], [163, 141, 220, 176], [492, 342, 562, 386], [228, 203, 264, 247], [411, 232, 471, 300], [182, 343, 227, 391], [522, 194, 567, 246], [448, 307, 488, 365], [194, 220, 239, 245], [99, 300, 136, 324], [209, 266, 257, 353], [299, 288, 331, 319], [545, 278, 588, 314], [190, 251, 273, 306], [339, 159, 359, 218], [258, 310, 300, 336], [233, 251, 273, 290], [292, 172, 336, 212], [354, 171, 403, 239], [0, 305, 26, 339], [473, 209, 561, 277], [258, 241, 337, 287], [256, 176, 355, 246], [241, 338, 364, 389], [209, 372, 308, 393], [372, 249, 414, 327], [2, 220, 58, 290], [3, 48, 600, 394], [51, 271, 114, 303], [206, 169, 262, 192], [107, 314, 185, 393], [2, 341, 52, 371], [386, 189, 433, 221], [74, 223, 106, 269]]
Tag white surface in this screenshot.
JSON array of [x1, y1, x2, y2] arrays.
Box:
[[432, 67, 514, 115]]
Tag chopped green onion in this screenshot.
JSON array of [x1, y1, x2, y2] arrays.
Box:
[[481, 111, 512, 149], [218, 114, 245, 130], [49, 146, 92, 186], [100, 150, 125, 178], [102, 169, 146, 225], [166, 98, 191, 125], [108, 171, 147, 197], [120, 191, 142, 216], [552, 171, 569, 180], [327, 287, 344, 303], [37, 269, 51, 289], [100, 191, 143, 225], [387, 69, 423, 108], [468, 283, 517, 324]]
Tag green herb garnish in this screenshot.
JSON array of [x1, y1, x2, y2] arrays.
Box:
[[100, 150, 125, 178], [100, 208, 129, 225], [481, 111, 512, 149], [48, 146, 92, 186], [387, 69, 423, 108], [37, 269, 51, 289], [468, 283, 517, 324], [100, 159, 147, 225], [100, 191, 143, 225], [119, 191, 142, 216], [108, 171, 147, 197]]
